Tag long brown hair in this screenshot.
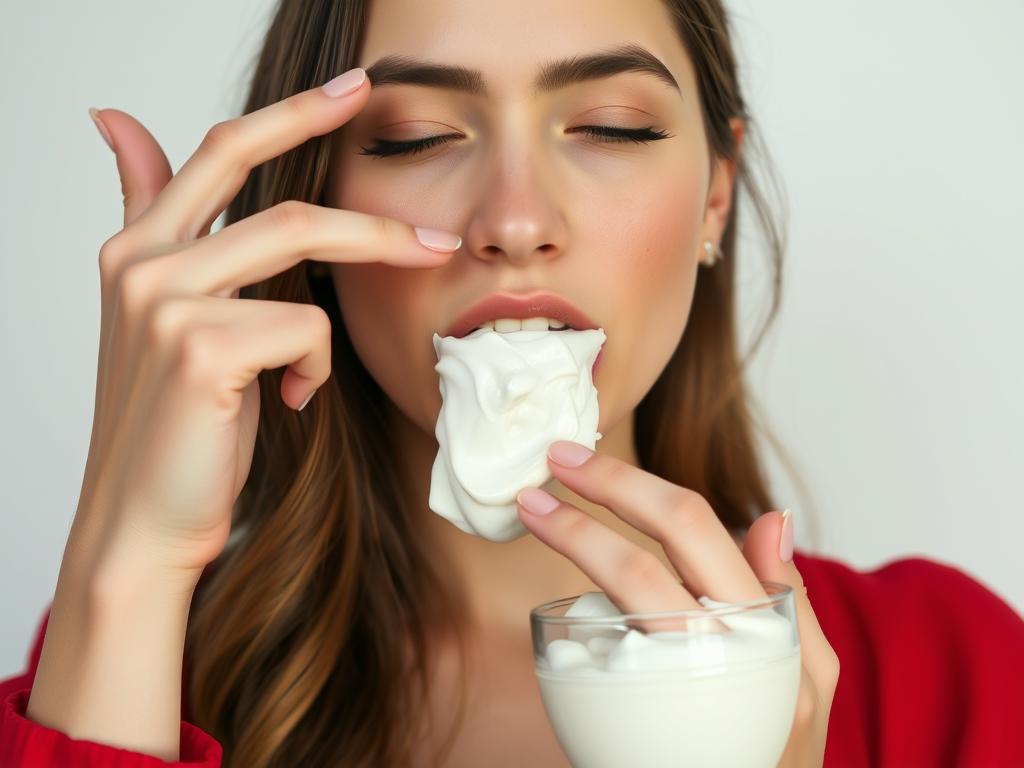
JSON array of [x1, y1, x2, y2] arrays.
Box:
[[185, 1, 798, 765]]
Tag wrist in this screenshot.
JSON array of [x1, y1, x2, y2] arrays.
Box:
[[61, 528, 201, 630], [86, 558, 198, 631]]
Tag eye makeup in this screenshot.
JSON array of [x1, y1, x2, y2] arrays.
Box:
[[357, 125, 673, 158]]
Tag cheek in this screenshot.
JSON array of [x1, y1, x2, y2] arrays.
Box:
[[617, 179, 701, 300], [327, 176, 449, 436], [592, 170, 703, 425], [584, 144, 705, 327], [331, 263, 443, 434]]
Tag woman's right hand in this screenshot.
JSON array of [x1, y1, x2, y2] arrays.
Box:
[[74, 67, 461, 588], [24, 67, 462, 764]]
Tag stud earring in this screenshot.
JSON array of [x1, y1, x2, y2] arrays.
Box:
[[701, 240, 723, 267]]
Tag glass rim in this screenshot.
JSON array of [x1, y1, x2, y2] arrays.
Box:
[[529, 580, 793, 624]]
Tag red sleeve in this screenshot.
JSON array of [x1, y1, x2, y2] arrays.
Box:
[[792, 551, 1024, 768], [0, 603, 222, 767]]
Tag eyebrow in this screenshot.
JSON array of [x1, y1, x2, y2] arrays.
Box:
[[363, 43, 681, 98]]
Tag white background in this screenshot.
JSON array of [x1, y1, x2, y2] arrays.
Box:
[[2, 1, 1021, 676]]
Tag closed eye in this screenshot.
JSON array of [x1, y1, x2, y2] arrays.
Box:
[[357, 125, 673, 158], [567, 125, 673, 144]]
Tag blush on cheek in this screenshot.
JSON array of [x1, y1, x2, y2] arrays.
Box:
[[615, 174, 702, 303], [591, 175, 702, 421]]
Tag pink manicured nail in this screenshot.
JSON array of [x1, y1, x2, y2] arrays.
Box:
[[297, 389, 316, 412], [779, 508, 794, 562], [415, 227, 462, 252], [548, 440, 593, 468], [88, 107, 114, 152], [321, 67, 366, 98], [517, 487, 560, 516]]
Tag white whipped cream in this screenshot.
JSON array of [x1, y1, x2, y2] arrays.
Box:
[[536, 592, 801, 768], [429, 327, 606, 542], [542, 591, 796, 675]]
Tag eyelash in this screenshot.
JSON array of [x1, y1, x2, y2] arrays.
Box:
[[357, 125, 673, 158]]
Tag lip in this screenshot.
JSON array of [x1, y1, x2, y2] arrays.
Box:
[[443, 290, 606, 379], [444, 291, 601, 340]]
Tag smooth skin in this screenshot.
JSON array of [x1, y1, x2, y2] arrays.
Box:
[[27, 72, 459, 761]]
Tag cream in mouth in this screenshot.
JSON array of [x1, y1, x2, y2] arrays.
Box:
[[429, 326, 605, 542]]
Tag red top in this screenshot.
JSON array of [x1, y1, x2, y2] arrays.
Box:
[[1, 550, 1022, 766]]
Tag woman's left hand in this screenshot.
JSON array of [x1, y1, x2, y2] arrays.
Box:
[[516, 440, 841, 768]]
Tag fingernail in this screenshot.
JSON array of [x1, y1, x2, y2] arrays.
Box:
[[297, 389, 316, 412], [321, 67, 366, 98], [517, 487, 560, 516], [779, 508, 794, 563], [548, 440, 593, 468], [88, 107, 114, 152], [415, 227, 462, 252]]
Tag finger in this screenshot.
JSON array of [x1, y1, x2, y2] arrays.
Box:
[[131, 67, 370, 244], [90, 108, 174, 228], [777, 670, 825, 767], [546, 441, 766, 603], [743, 510, 841, 688], [163, 201, 459, 298], [516, 487, 702, 615], [156, 295, 332, 409]]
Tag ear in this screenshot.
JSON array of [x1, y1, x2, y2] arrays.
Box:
[[702, 117, 745, 242]]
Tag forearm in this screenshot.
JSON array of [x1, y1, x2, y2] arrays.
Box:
[[26, 529, 200, 762]]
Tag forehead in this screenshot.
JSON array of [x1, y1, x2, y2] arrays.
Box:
[[356, 0, 696, 100]]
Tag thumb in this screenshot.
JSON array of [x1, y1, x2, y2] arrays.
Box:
[[88, 107, 173, 228], [743, 509, 833, 673]]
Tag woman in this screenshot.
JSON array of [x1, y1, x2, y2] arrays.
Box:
[[2, 0, 1021, 765]]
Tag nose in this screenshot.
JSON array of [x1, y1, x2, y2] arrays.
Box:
[[460, 148, 569, 267]]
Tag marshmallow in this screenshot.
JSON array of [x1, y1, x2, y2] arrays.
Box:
[[548, 591, 795, 675]]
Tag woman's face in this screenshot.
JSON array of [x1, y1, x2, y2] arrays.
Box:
[[325, 0, 740, 441]]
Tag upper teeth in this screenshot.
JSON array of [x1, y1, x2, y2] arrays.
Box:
[[473, 316, 569, 333]]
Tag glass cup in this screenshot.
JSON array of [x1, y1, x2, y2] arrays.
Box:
[[530, 580, 800, 768]]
